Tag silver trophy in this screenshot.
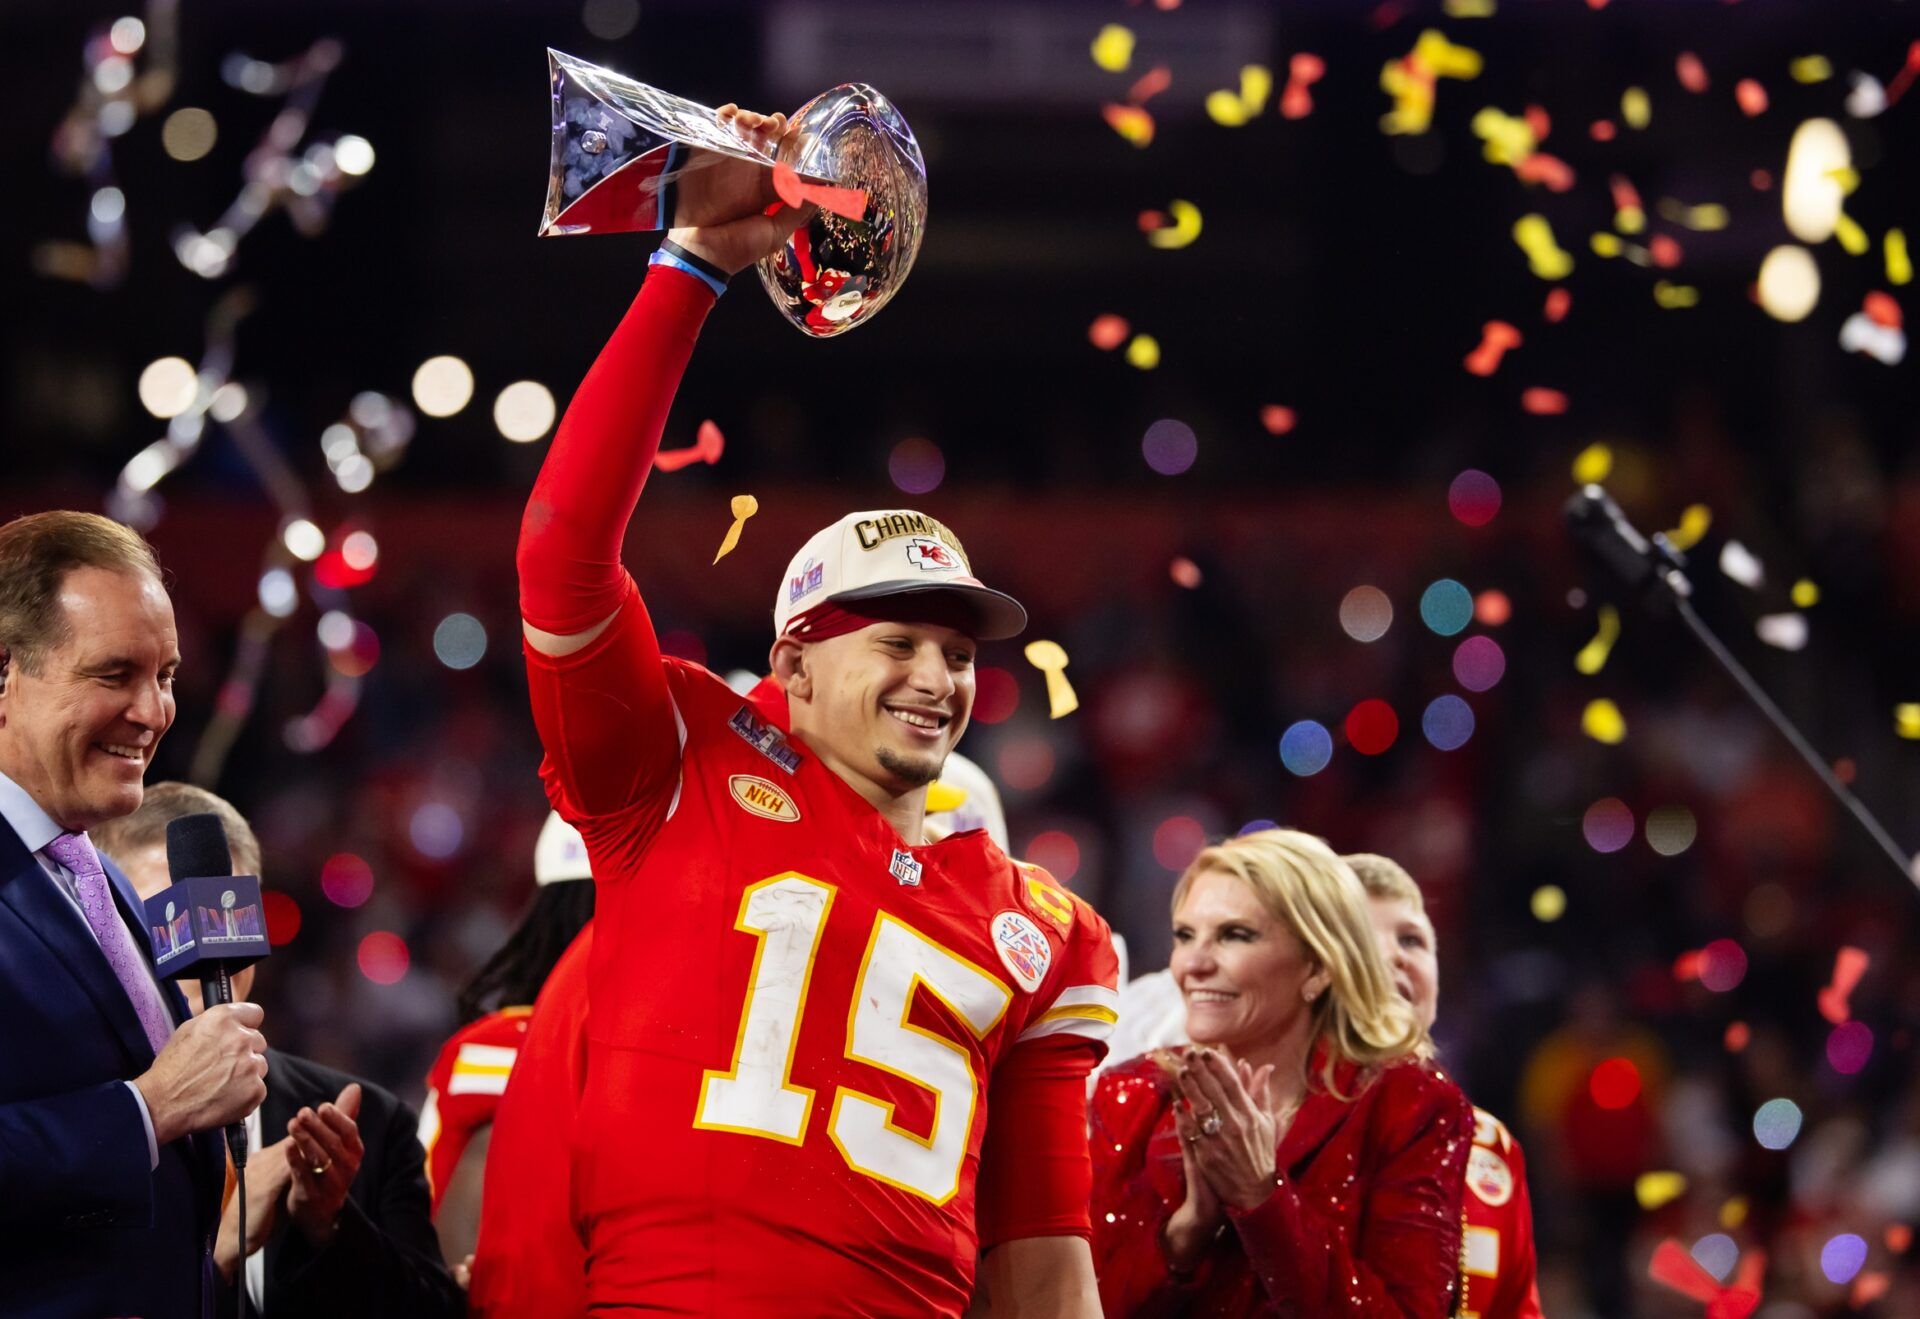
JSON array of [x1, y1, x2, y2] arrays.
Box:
[[540, 49, 926, 338]]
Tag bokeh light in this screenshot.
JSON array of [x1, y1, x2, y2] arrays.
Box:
[[1451, 636, 1506, 691], [1421, 695, 1475, 751], [257, 569, 298, 618], [581, 0, 641, 39], [333, 135, 376, 176], [433, 613, 488, 670], [341, 530, 379, 572], [1344, 699, 1399, 755], [1646, 804, 1698, 856], [995, 735, 1056, 791], [410, 802, 465, 859], [320, 853, 374, 908], [109, 16, 146, 53], [1753, 1097, 1804, 1150], [970, 666, 1019, 724], [1582, 797, 1634, 853], [411, 355, 474, 417], [357, 932, 410, 985], [1026, 830, 1081, 882], [1691, 1233, 1740, 1282], [1531, 885, 1567, 922], [316, 610, 356, 651], [1419, 578, 1473, 635], [281, 518, 325, 562], [1279, 720, 1334, 776], [161, 107, 217, 162], [1821, 1233, 1868, 1285], [262, 891, 301, 946], [1141, 419, 1197, 475], [1473, 590, 1511, 626], [138, 356, 199, 418], [1338, 585, 1393, 642], [1589, 1057, 1642, 1109], [1757, 244, 1820, 322], [1238, 819, 1278, 835], [888, 436, 946, 494], [493, 381, 556, 443], [1698, 938, 1748, 992], [1152, 816, 1207, 871], [1447, 469, 1502, 526], [1827, 1021, 1873, 1075]]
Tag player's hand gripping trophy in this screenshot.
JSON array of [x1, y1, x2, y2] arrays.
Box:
[[539, 50, 927, 336]]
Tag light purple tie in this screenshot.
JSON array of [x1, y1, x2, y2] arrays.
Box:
[[45, 831, 174, 1056]]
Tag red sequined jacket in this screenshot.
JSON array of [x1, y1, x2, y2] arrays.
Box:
[[1089, 1047, 1473, 1317]]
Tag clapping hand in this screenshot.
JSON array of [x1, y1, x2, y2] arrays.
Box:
[[285, 1083, 366, 1247], [1174, 1048, 1281, 1213]]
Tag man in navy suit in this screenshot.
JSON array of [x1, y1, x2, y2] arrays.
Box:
[[0, 510, 271, 1318]]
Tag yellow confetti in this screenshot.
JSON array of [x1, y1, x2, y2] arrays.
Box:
[[1575, 605, 1620, 676], [1125, 334, 1160, 369], [1572, 442, 1614, 485], [1657, 199, 1729, 231], [1206, 65, 1272, 126], [1591, 232, 1625, 258], [1719, 1197, 1749, 1230], [1024, 640, 1079, 719], [1380, 30, 1480, 135], [1665, 503, 1712, 550], [1654, 281, 1700, 309], [1827, 166, 1861, 196], [1206, 89, 1252, 127], [1145, 200, 1203, 250], [1514, 214, 1574, 279], [1834, 212, 1870, 255], [1414, 30, 1483, 80], [1582, 698, 1628, 744], [1789, 55, 1833, 84], [1615, 207, 1646, 235], [1443, 0, 1496, 15], [1888, 229, 1912, 285], [1622, 86, 1651, 129], [1636, 1171, 1688, 1211], [1091, 24, 1134, 74], [1471, 107, 1536, 166], [1791, 578, 1820, 608], [712, 494, 758, 564], [1897, 703, 1920, 739], [1530, 885, 1567, 922]]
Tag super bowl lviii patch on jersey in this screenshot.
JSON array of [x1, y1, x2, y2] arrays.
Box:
[[729, 706, 803, 774], [991, 910, 1051, 992], [729, 774, 800, 822]]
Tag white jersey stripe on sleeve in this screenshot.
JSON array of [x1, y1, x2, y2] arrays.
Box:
[[1017, 983, 1120, 1044]]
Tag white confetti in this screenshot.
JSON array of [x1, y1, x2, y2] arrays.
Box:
[[1755, 613, 1808, 651], [1719, 540, 1766, 589], [1839, 313, 1907, 365], [1845, 72, 1887, 119]]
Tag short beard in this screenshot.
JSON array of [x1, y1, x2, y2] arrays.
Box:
[[876, 746, 945, 789]]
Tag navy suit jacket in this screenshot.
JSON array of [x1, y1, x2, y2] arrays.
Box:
[[0, 816, 224, 1318]]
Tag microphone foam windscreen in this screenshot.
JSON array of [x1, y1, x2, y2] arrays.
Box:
[[166, 812, 235, 880]]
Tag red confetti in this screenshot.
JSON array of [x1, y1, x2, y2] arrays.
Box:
[[1370, 2, 1410, 31], [1610, 173, 1644, 217], [1735, 78, 1768, 116], [1088, 314, 1131, 350], [1137, 209, 1167, 232], [1590, 120, 1617, 141], [1649, 234, 1683, 268], [1649, 1239, 1764, 1319], [770, 161, 868, 222], [1887, 39, 1920, 107], [1589, 1057, 1641, 1109], [1544, 288, 1572, 322], [1464, 320, 1523, 376], [1127, 65, 1172, 105], [655, 419, 726, 472], [1345, 699, 1399, 755], [1673, 949, 1705, 982], [1523, 104, 1551, 141], [1522, 387, 1569, 415], [1725, 1021, 1750, 1052], [1818, 945, 1870, 1024], [1750, 169, 1772, 190], [1169, 556, 1202, 589], [1852, 1274, 1892, 1308], [1474, 589, 1511, 626], [1676, 52, 1710, 93], [1281, 52, 1326, 120], [1865, 291, 1903, 329], [1260, 404, 1297, 435], [1887, 1223, 1912, 1253], [1514, 153, 1576, 191], [1101, 103, 1155, 146]]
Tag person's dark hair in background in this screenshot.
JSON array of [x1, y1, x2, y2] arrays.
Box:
[[456, 876, 595, 1024], [97, 780, 464, 1319]]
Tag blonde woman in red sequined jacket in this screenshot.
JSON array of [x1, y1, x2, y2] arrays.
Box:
[[1088, 829, 1473, 1317]]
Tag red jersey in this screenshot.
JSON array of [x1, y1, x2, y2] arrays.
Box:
[[421, 1007, 532, 1213], [469, 925, 595, 1318], [1461, 1107, 1544, 1319], [525, 615, 1119, 1317]]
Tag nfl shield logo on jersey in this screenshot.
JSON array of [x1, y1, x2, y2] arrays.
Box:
[[889, 849, 923, 886], [991, 910, 1052, 992]]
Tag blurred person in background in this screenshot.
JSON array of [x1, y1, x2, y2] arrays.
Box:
[[96, 780, 461, 1318], [1088, 829, 1471, 1317], [422, 809, 596, 1275], [513, 102, 1118, 1316], [0, 510, 266, 1319]]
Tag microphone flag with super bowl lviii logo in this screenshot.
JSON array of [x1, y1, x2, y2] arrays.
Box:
[[144, 875, 270, 978]]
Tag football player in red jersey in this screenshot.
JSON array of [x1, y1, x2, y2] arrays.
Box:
[[420, 811, 595, 1268], [1348, 854, 1543, 1319], [515, 105, 1119, 1316]]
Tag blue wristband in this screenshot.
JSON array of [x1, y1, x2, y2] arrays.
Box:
[[649, 247, 729, 298]]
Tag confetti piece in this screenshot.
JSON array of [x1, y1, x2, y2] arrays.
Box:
[[712, 494, 758, 564], [1719, 540, 1765, 587], [1791, 579, 1819, 607], [1610, 175, 1646, 233], [1442, 0, 1495, 15], [1751, 169, 1773, 191], [1889, 39, 1920, 105], [1414, 29, 1483, 79], [1169, 557, 1202, 589], [1513, 214, 1573, 279], [1791, 55, 1833, 84], [655, 419, 725, 472], [1472, 107, 1535, 166], [1818, 946, 1870, 1024], [1834, 211, 1870, 255], [770, 162, 869, 222], [1260, 404, 1297, 435], [1659, 199, 1729, 232], [1088, 314, 1130, 350], [1590, 119, 1617, 141], [1582, 698, 1627, 744], [1665, 504, 1712, 552], [1521, 386, 1568, 415], [1735, 78, 1768, 116], [1513, 154, 1575, 191], [1676, 52, 1709, 93], [1847, 72, 1888, 118], [1636, 1171, 1688, 1211], [1144, 199, 1203, 249], [1474, 589, 1511, 626], [1649, 1239, 1765, 1318], [1206, 65, 1272, 126], [1024, 640, 1078, 718], [1839, 312, 1907, 364], [1725, 1022, 1751, 1053], [1888, 231, 1912, 285], [1572, 442, 1612, 484], [1544, 288, 1572, 322], [1281, 53, 1324, 119], [1591, 233, 1625, 258], [1101, 103, 1154, 147], [1755, 613, 1807, 650], [1523, 104, 1550, 140], [1888, 1223, 1912, 1253], [1654, 281, 1699, 309], [1380, 30, 1481, 134], [1464, 320, 1522, 375], [1853, 1274, 1893, 1307], [1575, 605, 1619, 675], [1127, 66, 1172, 105], [1530, 885, 1565, 921], [1622, 86, 1651, 129], [1863, 292, 1904, 327], [1125, 334, 1160, 369], [1091, 24, 1135, 73], [1897, 704, 1920, 739], [1649, 236, 1683, 268]]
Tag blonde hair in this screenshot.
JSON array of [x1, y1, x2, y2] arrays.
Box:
[[1173, 829, 1428, 1095], [1343, 852, 1424, 913]]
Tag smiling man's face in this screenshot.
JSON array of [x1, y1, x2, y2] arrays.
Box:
[[0, 567, 179, 831]]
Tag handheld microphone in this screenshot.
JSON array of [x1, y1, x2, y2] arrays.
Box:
[[143, 813, 271, 1168]]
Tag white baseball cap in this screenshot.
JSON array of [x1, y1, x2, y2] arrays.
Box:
[[533, 811, 592, 886], [774, 509, 1027, 641]]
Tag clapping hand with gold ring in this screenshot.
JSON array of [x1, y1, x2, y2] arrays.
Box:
[[286, 1082, 365, 1247]]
